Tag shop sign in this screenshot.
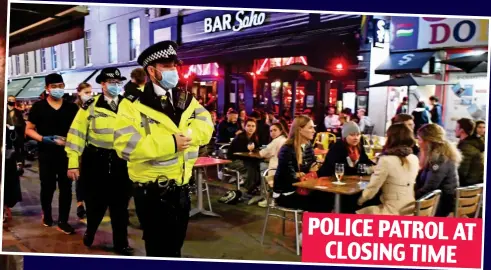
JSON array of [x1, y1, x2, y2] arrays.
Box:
[[390, 17, 488, 51], [373, 19, 388, 48], [204, 11, 267, 33]]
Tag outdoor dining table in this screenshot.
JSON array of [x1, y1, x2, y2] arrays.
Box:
[[234, 151, 266, 203], [190, 157, 231, 218], [293, 175, 371, 213]]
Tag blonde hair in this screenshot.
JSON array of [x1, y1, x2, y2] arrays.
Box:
[[418, 124, 462, 168], [285, 115, 312, 170]]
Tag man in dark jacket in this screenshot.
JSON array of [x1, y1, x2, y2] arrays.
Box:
[[429, 96, 443, 126], [216, 110, 241, 143], [6, 95, 26, 169], [455, 118, 484, 186]]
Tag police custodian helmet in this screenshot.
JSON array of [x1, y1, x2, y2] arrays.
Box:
[[137, 40, 182, 69]]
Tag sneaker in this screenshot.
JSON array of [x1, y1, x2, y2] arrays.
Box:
[[247, 196, 263, 205], [57, 222, 75, 235], [258, 199, 267, 208], [238, 178, 245, 185], [42, 216, 54, 227], [77, 205, 86, 219], [228, 176, 237, 183]]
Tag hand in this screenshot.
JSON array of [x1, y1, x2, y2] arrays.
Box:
[[357, 198, 364, 206], [67, 169, 80, 181], [175, 133, 192, 152], [42, 136, 57, 145], [54, 138, 66, 146], [235, 130, 243, 136], [296, 172, 306, 179]]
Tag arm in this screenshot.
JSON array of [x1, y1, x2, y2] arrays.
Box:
[[317, 144, 338, 176], [65, 107, 90, 169], [113, 100, 178, 163], [415, 163, 448, 199], [359, 157, 389, 205], [25, 104, 43, 142], [277, 145, 298, 183], [260, 139, 277, 158], [188, 100, 214, 147]]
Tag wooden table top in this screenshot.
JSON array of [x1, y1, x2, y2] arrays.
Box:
[[293, 175, 371, 195], [194, 157, 232, 167], [233, 151, 264, 159]]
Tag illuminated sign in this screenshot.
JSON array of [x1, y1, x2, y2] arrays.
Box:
[[373, 19, 387, 48], [204, 11, 267, 33]]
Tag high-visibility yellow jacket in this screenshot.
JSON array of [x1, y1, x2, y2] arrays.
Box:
[[113, 87, 214, 185], [65, 94, 119, 169]]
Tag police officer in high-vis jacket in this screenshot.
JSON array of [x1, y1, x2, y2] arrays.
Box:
[[113, 40, 214, 257], [65, 68, 133, 256]]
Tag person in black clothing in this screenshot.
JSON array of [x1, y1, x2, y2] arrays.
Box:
[[429, 96, 443, 126], [6, 96, 26, 169], [273, 115, 318, 211], [416, 124, 461, 217], [250, 110, 271, 147], [396, 97, 409, 115], [227, 118, 260, 192], [317, 121, 376, 213], [455, 118, 484, 187], [391, 113, 420, 156], [216, 110, 241, 143], [412, 101, 431, 135], [25, 73, 79, 234]]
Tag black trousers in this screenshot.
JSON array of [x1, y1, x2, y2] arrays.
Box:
[[38, 152, 72, 223], [81, 146, 131, 248], [75, 179, 84, 203], [133, 182, 191, 257]]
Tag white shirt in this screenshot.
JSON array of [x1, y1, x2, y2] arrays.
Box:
[[358, 116, 372, 132], [104, 95, 119, 105], [324, 115, 341, 129], [259, 135, 287, 173], [153, 83, 173, 106]]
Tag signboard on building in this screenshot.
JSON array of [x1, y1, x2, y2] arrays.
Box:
[[372, 18, 388, 48], [204, 11, 267, 33], [390, 17, 489, 51]]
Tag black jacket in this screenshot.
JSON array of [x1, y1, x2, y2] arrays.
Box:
[[229, 132, 259, 159], [256, 119, 271, 147], [412, 108, 430, 135], [416, 157, 459, 217], [273, 143, 315, 194], [217, 120, 240, 143], [318, 140, 375, 177], [457, 136, 484, 187]]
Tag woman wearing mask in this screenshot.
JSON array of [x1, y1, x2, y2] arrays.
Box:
[[318, 121, 375, 213], [75, 83, 93, 108], [415, 124, 461, 217], [357, 124, 420, 215], [227, 119, 260, 188], [273, 115, 318, 211]]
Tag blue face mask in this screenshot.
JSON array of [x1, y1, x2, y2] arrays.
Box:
[[107, 84, 122, 97], [50, 88, 65, 99], [159, 70, 179, 89]]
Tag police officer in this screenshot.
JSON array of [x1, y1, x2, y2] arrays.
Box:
[[65, 68, 133, 255], [113, 40, 214, 257]]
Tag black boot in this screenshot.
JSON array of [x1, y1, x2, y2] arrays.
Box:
[[83, 232, 95, 247]]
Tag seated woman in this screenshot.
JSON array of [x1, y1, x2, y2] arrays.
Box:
[[317, 121, 376, 213], [273, 115, 318, 211], [415, 124, 461, 217], [227, 119, 259, 189], [357, 124, 420, 215]]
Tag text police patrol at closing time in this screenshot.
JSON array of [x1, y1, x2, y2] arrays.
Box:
[[204, 11, 266, 33]]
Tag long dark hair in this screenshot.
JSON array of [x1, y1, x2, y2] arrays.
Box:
[[271, 123, 288, 138], [244, 118, 259, 142]]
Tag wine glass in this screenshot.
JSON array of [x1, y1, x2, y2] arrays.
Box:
[[247, 142, 255, 153], [357, 163, 367, 186], [334, 163, 344, 185]]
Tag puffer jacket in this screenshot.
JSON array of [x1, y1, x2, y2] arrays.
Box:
[[458, 136, 485, 186], [273, 142, 315, 194]]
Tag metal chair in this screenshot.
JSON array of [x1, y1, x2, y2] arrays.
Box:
[[453, 184, 484, 218], [414, 190, 441, 216], [260, 169, 303, 256], [217, 144, 242, 190]]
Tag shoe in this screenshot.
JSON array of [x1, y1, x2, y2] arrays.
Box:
[[42, 216, 54, 227], [83, 232, 94, 247], [114, 246, 134, 256], [258, 199, 267, 208], [247, 196, 263, 205], [77, 205, 86, 219], [228, 177, 237, 183], [57, 222, 75, 235], [238, 179, 245, 185]]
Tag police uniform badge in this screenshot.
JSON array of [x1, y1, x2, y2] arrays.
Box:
[[177, 90, 188, 110]]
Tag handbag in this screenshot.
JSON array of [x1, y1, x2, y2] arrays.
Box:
[[297, 171, 317, 196]]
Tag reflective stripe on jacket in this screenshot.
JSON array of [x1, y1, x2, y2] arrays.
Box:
[[113, 96, 214, 184]]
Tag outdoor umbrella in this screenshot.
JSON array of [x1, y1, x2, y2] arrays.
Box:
[[366, 74, 455, 108], [266, 63, 331, 80], [439, 52, 488, 73]]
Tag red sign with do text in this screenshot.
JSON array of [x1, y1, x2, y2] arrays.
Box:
[[302, 213, 482, 269]]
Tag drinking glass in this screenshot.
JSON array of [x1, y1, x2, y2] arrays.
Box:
[[357, 163, 367, 185], [247, 142, 255, 153], [334, 163, 344, 185]]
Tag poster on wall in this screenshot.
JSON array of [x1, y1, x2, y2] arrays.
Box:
[[444, 73, 488, 140]]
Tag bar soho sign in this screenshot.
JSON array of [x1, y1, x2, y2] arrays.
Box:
[[204, 11, 267, 33]]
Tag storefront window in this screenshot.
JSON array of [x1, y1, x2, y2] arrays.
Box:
[[253, 56, 307, 74], [180, 62, 220, 111], [181, 62, 219, 78]]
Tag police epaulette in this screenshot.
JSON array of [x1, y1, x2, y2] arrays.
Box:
[[81, 97, 96, 110], [123, 92, 140, 103]]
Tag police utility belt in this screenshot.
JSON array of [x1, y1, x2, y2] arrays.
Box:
[[133, 175, 190, 198]]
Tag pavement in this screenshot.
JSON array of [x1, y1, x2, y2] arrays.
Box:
[[2, 160, 301, 262]]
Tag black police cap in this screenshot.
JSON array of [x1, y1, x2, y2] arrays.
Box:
[[95, 67, 127, 84], [137, 40, 181, 69]]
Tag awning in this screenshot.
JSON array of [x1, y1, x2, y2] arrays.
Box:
[[7, 78, 30, 97], [177, 22, 361, 65], [87, 65, 140, 92], [61, 70, 98, 92], [375, 52, 435, 75], [16, 77, 46, 99]]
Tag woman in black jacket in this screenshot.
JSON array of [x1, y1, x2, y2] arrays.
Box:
[[317, 121, 376, 213], [273, 115, 317, 211], [416, 124, 461, 217]]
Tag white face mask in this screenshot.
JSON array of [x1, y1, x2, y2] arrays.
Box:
[[80, 94, 92, 103]]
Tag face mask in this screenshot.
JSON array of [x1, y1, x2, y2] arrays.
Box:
[[107, 84, 122, 97], [158, 70, 179, 89], [7, 102, 15, 106], [80, 94, 92, 103], [50, 88, 65, 99]]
